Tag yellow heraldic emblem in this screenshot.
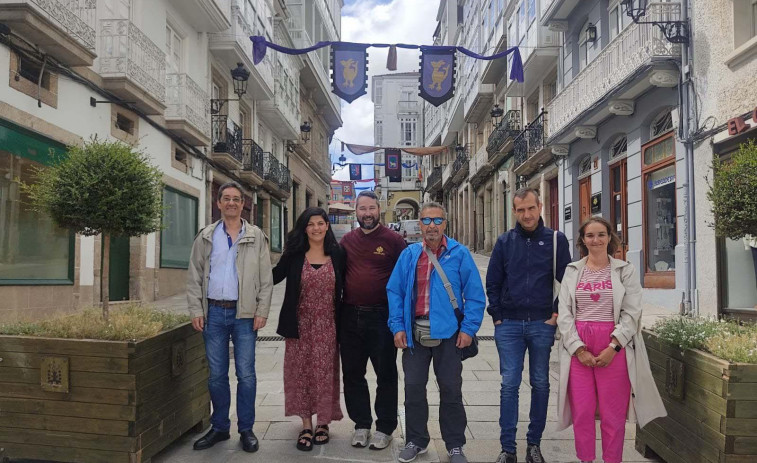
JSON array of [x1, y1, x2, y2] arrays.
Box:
[[341, 59, 358, 88], [374, 246, 385, 255], [429, 60, 450, 91]]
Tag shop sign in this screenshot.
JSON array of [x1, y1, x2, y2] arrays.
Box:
[[648, 175, 675, 190], [591, 193, 601, 214], [564, 205, 572, 221], [727, 106, 757, 135]]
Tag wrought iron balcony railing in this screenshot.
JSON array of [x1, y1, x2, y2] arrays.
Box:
[[426, 166, 443, 189], [512, 111, 548, 170], [487, 110, 522, 157], [242, 138, 265, 177], [212, 115, 243, 162], [263, 152, 291, 191]]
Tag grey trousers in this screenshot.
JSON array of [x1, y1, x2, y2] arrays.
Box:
[[402, 335, 466, 450]]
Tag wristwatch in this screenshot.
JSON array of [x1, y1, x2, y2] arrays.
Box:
[[609, 342, 621, 352]]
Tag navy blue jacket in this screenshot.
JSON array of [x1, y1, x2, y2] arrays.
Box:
[[486, 218, 572, 322]]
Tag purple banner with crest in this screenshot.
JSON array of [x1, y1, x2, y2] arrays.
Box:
[[419, 47, 456, 107], [349, 164, 362, 180], [385, 149, 401, 183], [331, 43, 369, 103]]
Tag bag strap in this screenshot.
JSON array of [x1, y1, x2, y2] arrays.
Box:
[[423, 247, 463, 323], [553, 230, 557, 282]]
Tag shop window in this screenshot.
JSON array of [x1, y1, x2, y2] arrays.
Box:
[[0, 132, 73, 283], [9, 52, 58, 108], [642, 132, 676, 288], [160, 187, 198, 268]]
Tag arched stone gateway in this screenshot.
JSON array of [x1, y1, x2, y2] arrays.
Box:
[[394, 198, 419, 221]]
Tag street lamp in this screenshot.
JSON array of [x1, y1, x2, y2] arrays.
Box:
[[455, 144, 465, 158], [585, 23, 597, 43], [210, 62, 250, 114], [620, 0, 688, 44], [300, 121, 312, 142], [490, 104, 504, 127]]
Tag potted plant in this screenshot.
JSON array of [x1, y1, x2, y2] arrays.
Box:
[[635, 317, 757, 463], [0, 139, 209, 463]]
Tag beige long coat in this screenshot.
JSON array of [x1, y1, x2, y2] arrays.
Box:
[[556, 256, 666, 431]]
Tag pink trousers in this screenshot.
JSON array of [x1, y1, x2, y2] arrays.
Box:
[[568, 321, 631, 463]]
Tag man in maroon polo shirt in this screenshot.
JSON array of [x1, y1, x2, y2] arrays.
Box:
[[340, 190, 407, 450]]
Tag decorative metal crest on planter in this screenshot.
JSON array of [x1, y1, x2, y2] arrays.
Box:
[[330, 43, 369, 103], [419, 47, 457, 107]]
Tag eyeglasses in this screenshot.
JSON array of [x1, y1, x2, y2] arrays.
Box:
[[220, 197, 242, 204], [420, 217, 445, 225]]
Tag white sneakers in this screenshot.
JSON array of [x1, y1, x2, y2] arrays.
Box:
[[351, 428, 370, 447], [369, 431, 393, 450]]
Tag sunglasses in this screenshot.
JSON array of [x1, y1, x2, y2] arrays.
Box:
[[420, 217, 445, 225]]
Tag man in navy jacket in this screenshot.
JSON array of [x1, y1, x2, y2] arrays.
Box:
[[487, 188, 571, 463]]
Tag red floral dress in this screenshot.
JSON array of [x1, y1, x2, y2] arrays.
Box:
[[283, 257, 343, 423]]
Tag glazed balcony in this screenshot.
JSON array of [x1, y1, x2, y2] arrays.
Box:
[[397, 100, 420, 114], [167, 0, 231, 33], [258, 27, 301, 140], [98, 19, 166, 115], [209, 0, 274, 102], [166, 73, 211, 146], [424, 101, 443, 146], [240, 138, 264, 186], [211, 115, 244, 170], [0, 0, 96, 66], [547, 3, 682, 142], [469, 143, 494, 187]]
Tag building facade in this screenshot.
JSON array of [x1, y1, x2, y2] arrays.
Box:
[[0, 0, 340, 321], [691, 1, 757, 317], [372, 72, 422, 224]]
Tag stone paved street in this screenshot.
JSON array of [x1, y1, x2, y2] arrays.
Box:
[[153, 252, 671, 463]]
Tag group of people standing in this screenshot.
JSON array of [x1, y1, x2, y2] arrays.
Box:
[[186, 181, 666, 463]]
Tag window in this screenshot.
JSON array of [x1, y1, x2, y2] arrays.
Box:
[[161, 187, 198, 268], [400, 118, 416, 146], [0, 124, 73, 283], [528, 0, 536, 23], [578, 156, 592, 178], [733, 0, 757, 49], [111, 107, 139, 144], [172, 144, 191, 173], [375, 120, 383, 145], [609, 1, 631, 40], [578, 20, 589, 70], [165, 24, 183, 74], [611, 135, 628, 159], [651, 110, 674, 138], [374, 80, 383, 106], [271, 200, 282, 252], [9, 53, 58, 108]]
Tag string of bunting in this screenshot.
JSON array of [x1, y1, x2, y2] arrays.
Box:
[[251, 36, 524, 107]]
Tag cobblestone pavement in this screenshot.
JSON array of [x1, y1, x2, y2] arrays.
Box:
[[153, 252, 670, 463]]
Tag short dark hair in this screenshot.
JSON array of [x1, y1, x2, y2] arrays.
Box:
[[576, 217, 622, 258], [217, 181, 244, 202], [356, 190, 379, 207], [512, 187, 540, 208]]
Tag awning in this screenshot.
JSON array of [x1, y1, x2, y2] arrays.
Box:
[[328, 203, 355, 212]]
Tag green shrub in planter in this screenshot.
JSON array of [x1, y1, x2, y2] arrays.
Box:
[[707, 140, 757, 240]]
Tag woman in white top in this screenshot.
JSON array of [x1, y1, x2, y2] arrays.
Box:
[[556, 217, 665, 463]]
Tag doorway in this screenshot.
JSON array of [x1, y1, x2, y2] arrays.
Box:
[[578, 177, 591, 226], [103, 235, 130, 302], [610, 159, 628, 260], [548, 177, 559, 230]]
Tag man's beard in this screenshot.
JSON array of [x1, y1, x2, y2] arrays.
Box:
[[358, 216, 379, 230]]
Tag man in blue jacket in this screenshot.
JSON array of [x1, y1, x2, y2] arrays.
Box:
[[487, 188, 571, 463], [387, 202, 486, 463]]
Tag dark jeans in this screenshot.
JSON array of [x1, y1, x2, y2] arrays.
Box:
[[203, 304, 257, 433], [403, 335, 466, 451], [494, 319, 556, 454], [339, 306, 398, 434]]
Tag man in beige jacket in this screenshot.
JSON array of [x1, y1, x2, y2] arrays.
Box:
[[187, 181, 273, 454]]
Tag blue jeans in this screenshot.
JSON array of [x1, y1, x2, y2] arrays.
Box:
[[495, 319, 556, 454], [203, 304, 257, 433]]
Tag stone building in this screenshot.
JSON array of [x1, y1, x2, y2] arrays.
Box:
[[0, 0, 340, 321]]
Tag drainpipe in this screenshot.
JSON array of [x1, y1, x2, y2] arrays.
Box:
[[680, 0, 697, 316]]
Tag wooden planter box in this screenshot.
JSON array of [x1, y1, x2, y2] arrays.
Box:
[[636, 329, 757, 463], [0, 322, 209, 463]]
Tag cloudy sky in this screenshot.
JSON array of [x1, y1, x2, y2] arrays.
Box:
[[329, 0, 438, 181]]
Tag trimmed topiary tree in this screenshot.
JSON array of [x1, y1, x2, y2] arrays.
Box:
[[24, 138, 163, 321], [707, 140, 757, 240]]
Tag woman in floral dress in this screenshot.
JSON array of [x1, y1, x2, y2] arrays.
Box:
[[272, 207, 344, 451]]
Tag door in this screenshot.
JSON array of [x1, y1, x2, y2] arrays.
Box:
[[610, 159, 628, 260], [103, 235, 130, 302], [549, 177, 559, 230], [578, 177, 591, 225]]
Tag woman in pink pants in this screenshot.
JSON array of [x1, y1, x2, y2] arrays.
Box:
[[556, 217, 665, 463]]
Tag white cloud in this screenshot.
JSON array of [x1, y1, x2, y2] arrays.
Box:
[[330, 0, 438, 182]]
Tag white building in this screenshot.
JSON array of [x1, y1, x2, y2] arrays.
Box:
[[372, 72, 423, 222], [0, 0, 340, 321], [691, 1, 757, 317]]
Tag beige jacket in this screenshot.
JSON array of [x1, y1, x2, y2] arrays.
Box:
[[556, 256, 666, 431], [186, 219, 274, 320]]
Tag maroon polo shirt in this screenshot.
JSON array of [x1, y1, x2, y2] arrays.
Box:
[[340, 223, 407, 306]]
